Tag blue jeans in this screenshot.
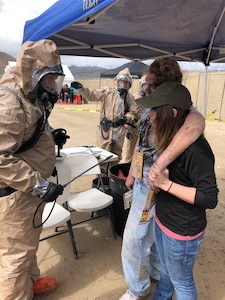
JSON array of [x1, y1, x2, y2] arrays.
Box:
[[153, 220, 204, 300], [121, 179, 160, 297]]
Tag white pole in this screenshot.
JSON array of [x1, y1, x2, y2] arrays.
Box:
[[203, 66, 208, 117]]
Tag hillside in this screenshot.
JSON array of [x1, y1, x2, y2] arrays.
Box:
[[0, 52, 16, 77], [0, 51, 107, 79], [69, 65, 107, 79]]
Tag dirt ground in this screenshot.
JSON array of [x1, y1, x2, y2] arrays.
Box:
[[34, 102, 225, 300]]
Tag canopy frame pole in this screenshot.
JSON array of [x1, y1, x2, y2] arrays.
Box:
[[205, 6, 225, 66], [203, 66, 208, 117]]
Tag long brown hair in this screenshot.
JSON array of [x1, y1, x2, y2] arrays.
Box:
[[150, 105, 189, 154]]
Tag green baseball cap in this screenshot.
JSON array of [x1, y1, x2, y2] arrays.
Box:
[[136, 82, 192, 109]]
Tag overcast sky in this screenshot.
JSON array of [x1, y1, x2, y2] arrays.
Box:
[[0, 1, 55, 56], [0, 1, 224, 71]]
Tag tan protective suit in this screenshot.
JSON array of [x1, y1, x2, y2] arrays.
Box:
[[0, 40, 60, 300], [121, 102, 142, 164], [121, 75, 146, 163], [78, 68, 138, 172]]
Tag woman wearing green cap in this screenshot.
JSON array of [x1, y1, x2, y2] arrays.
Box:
[[138, 82, 218, 300], [119, 58, 207, 300]]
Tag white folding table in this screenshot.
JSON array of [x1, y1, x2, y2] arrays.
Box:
[[60, 146, 118, 164]]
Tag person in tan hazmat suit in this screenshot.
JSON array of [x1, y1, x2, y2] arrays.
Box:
[[0, 39, 67, 300], [121, 75, 147, 163], [71, 68, 138, 174]]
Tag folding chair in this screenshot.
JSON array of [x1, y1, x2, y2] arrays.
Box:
[[65, 154, 117, 246], [40, 157, 78, 259]]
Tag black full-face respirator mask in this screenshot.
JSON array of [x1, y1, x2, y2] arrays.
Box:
[[29, 65, 65, 114], [116, 75, 132, 96]]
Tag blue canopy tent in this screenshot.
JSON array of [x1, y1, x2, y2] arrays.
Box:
[[23, 0, 225, 65], [23, 0, 117, 42], [23, 0, 225, 115]]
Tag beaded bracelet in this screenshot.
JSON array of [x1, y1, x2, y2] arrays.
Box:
[[167, 181, 173, 192]]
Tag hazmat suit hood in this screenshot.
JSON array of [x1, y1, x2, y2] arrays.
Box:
[[16, 39, 64, 99], [114, 67, 133, 88], [114, 67, 133, 96], [114, 68, 132, 88], [139, 74, 147, 97]]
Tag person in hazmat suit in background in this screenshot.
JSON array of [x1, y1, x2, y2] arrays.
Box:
[[121, 75, 147, 164], [0, 39, 66, 300], [71, 68, 138, 174]]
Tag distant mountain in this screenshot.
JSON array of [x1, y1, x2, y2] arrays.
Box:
[[0, 52, 16, 77], [69, 65, 108, 79], [0, 52, 107, 79], [1, 51, 225, 80]]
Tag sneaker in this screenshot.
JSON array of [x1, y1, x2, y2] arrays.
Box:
[[119, 290, 149, 300], [119, 291, 139, 300], [33, 276, 57, 295]]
